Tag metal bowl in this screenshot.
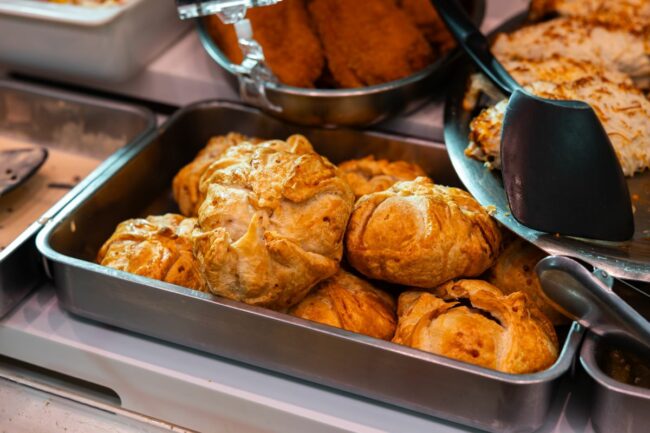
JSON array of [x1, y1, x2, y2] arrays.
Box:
[[197, 0, 485, 127]]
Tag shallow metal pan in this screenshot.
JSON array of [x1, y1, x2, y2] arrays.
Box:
[[37, 101, 583, 433], [0, 79, 155, 317], [443, 13, 650, 282], [196, 0, 484, 127], [579, 332, 650, 433]]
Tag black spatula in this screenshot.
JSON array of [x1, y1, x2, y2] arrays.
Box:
[[431, 0, 634, 241], [0, 147, 48, 197]]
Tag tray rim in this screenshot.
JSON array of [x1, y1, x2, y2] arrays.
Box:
[[36, 98, 584, 386]]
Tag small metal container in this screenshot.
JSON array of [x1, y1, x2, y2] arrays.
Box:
[[0, 79, 154, 317], [37, 101, 584, 433], [197, 0, 484, 126], [579, 332, 650, 433]]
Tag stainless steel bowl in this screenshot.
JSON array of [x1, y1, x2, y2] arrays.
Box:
[[197, 0, 485, 127]]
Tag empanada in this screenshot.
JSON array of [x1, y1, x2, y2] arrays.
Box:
[[193, 135, 355, 310], [172, 133, 261, 217], [338, 156, 427, 200], [290, 269, 396, 340], [393, 280, 559, 374], [345, 177, 501, 288], [486, 238, 568, 325], [97, 214, 207, 292]]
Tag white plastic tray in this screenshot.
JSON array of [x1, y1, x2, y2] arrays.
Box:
[[0, 0, 190, 82]]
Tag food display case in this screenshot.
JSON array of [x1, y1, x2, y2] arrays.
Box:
[[1, 1, 648, 432]]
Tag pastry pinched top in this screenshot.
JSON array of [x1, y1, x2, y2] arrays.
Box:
[[97, 214, 207, 292], [192, 135, 355, 310], [345, 177, 501, 288], [290, 269, 397, 340], [338, 155, 427, 199], [393, 280, 559, 374]]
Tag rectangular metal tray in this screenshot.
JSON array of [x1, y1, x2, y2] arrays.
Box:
[[0, 79, 155, 317], [37, 101, 584, 433], [0, 0, 190, 82], [579, 332, 650, 433]]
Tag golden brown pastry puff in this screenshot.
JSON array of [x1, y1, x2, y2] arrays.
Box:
[[392, 280, 559, 374], [97, 214, 207, 292], [290, 269, 396, 340], [486, 238, 568, 325], [172, 133, 261, 217], [338, 156, 427, 200], [192, 135, 355, 311], [205, 0, 324, 88], [307, 0, 434, 88], [345, 177, 501, 288]]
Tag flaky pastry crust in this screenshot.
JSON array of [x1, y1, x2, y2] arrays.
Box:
[[290, 269, 396, 340], [338, 156, 427, 199], [486, 239, 568, 325], [192, 135, 355, 310], [392, 280, 559, 374], [345, 177, 501, 288], [97, 214, 207, 292], [172, 133, 261, 217]]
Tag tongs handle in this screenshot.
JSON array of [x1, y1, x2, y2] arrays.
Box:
[[430, 0, 520, 96], [537, 256, 650, 346]]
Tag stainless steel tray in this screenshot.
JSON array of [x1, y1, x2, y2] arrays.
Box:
[[37, 101, 584, 433], [197, 0, 484, 126], [443, 14, 650, 282], [579, 332, 650, 433], [0, 79, 155, 317]]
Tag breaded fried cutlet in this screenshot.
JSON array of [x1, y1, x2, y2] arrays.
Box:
[[307, 0, 434, 88], [396, 0, 455, 53], [205, 0, 324, 88], [467, 57, 650, 176]]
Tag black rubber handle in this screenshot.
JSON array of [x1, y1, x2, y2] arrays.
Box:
[[430, 0, 521, 96]]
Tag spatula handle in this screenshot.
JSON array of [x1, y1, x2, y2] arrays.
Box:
[[430, 0, 520, 96]]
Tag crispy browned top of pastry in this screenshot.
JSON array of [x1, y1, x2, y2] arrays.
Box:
[[393, 280, 559, 374], [486, 238, 568, 325], [290, 269, 396, 340], [172, 133, 260, 217], [205, 0, 324, 88], [345, 177, 501, 288], [338, 156, 427, 200], [192, 135, 355, 310], [97, 214, 207, 292], [396, 0, 455, 53], [307, 0, 434, 88]]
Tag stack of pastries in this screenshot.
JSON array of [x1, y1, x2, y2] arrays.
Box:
[[205, 0, 456, 88], [98, 132, 567, 374]]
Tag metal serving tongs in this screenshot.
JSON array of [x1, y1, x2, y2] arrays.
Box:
[[431, 0, 634, 241], [175, 0, 282, 111], [537, 256, 650, 347]]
